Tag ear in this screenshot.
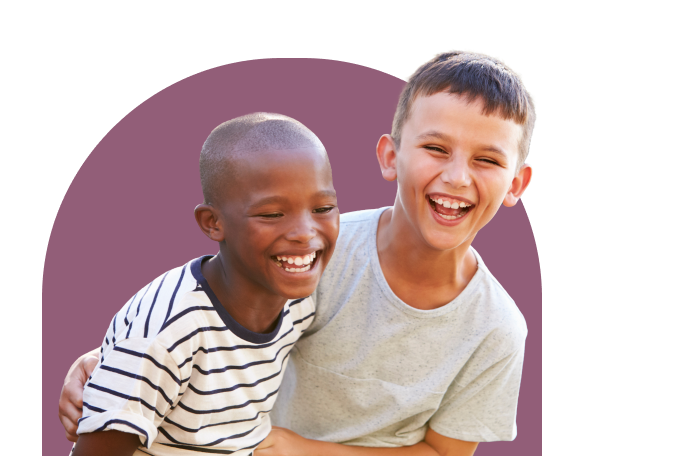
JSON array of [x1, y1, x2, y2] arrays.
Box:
[[194, 204, 225, 242], [376, 134, 398, 182], [503, 164, 532, 207]]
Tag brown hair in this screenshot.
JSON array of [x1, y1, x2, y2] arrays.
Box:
[[391, 51, 536, 165]]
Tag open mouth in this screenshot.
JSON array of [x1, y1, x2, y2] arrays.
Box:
[[271, 251, 319, 273], [427, 195, 473, 221]]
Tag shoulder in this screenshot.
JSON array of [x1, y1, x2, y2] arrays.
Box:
[[468, 248, 528, 351], [108, 257, 215, 344], [334, 207, 386, 253]]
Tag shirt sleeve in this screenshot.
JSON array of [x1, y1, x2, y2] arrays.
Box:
[[428, 345, 525, 442], [77, 337, 183, 448]]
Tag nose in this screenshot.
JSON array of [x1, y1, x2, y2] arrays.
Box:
[[284, 212, 317, 243], [441, 154, 472, 189]]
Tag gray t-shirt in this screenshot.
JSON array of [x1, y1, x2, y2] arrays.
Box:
[[271, 208, 527, 446]]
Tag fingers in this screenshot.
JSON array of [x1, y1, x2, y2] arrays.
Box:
[[58, 399, 80, 442], [59, 365, 91, 441], [80, 355, 99, 382]]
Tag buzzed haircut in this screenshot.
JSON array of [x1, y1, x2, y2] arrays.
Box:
[[199, 113, 326, 205], [391, 51, 536, 165]]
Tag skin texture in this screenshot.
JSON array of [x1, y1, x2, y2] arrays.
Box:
[[67, 145, 339, 454], [59, 93, 532, 456]]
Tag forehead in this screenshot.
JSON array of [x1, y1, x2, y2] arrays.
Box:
[[405, 92, 523, 156], [227, 147, 334, 203]]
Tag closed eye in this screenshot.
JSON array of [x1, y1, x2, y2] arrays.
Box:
[[314, 206, 336, 214], [259, 213, 283, 218], [477, 158, 500, 165], [424, 145, 447, 154]]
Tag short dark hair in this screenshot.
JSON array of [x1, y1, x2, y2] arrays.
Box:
[[200, 113, 326, 205], [391, 51, 536, 165]]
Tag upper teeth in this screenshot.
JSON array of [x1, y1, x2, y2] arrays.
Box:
[[276, 252, 316, 266], [430, 197, 471, 208]]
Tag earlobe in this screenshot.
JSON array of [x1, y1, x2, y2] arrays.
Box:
[[376, 134, 398, 182], [194, 204, 225, 242]]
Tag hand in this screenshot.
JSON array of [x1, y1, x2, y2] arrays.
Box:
[[255, 426, 314, 456], [58, 349, 99, 442]]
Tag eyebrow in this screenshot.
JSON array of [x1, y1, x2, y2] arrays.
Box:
[[417, 130, 509, 159], [250, 190, 337, 208], [416, 130, 451, 142]]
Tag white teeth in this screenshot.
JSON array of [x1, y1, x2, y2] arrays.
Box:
[[430, 196, 471, 209], [436, 211, 466, 221], [284, 265, 311, 273], [276, 253, 317, 268]]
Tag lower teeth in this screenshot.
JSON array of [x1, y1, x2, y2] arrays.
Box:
[[284, 265, 310, 273], [435, 209, 467, 220]]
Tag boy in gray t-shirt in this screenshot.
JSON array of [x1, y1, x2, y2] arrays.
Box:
[[60, 51, 535, 456]]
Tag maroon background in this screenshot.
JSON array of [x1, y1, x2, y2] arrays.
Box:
[[0, 59, 684, 456]]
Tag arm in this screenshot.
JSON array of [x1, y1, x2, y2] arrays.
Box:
[[71, 430, 141, 456], [58, 348, 100, 442], [255, 427, 478, 456]]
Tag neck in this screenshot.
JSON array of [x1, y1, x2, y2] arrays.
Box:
[[376, 205, 478, 310], [201, 251, 286, 334]]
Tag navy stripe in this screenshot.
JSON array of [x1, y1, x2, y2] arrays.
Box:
[[188, 354, 288, 395], [158, 422, 258, 446], [163, 409, 270, 433], [112, 312, 118, 344], [292, 311, 315, 326], [94, 419, 149, 447], [176, 326, 296, 369], [192, 342, 294, 375], [161, 438, 263, 454], [144, 272, 170, 338], [288, 297, 306, 307], [127, 281, 154, 339], [168, 326, 231, 353], [100, 365, 175, 406], [82, 401, 106, 413], [169, 305, 309, 355], [105, 336, 109, 346], [123, 291, 139, 327], [113, 345, 182, 385], [161, 265, 187, 332], [86, 383, 164, 418], [161, 306, 215, 335], [177, 386, 280, 415]]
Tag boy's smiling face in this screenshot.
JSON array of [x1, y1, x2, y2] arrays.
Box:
[[207, 147, 339, 300], [378, 91, 531, 252]]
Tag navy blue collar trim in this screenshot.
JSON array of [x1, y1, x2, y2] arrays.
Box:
[[190, 256, 284, 344]]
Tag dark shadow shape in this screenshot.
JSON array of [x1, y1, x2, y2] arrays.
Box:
[[0, 73, 48, 338]]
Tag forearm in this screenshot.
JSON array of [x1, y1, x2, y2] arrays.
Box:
[[71, 430, 140, 456]]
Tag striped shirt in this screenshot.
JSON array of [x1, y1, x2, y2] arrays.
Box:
[[77, 256, 316, 456]]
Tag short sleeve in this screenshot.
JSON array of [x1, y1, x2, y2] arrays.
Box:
[[77, 337, 183, 448], [429, 346, 525, 442]]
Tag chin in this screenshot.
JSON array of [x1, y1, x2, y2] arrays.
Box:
[[277, 281, 319, 300]]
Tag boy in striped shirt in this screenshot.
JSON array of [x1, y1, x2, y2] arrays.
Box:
[[69, 113, 340, 456]]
